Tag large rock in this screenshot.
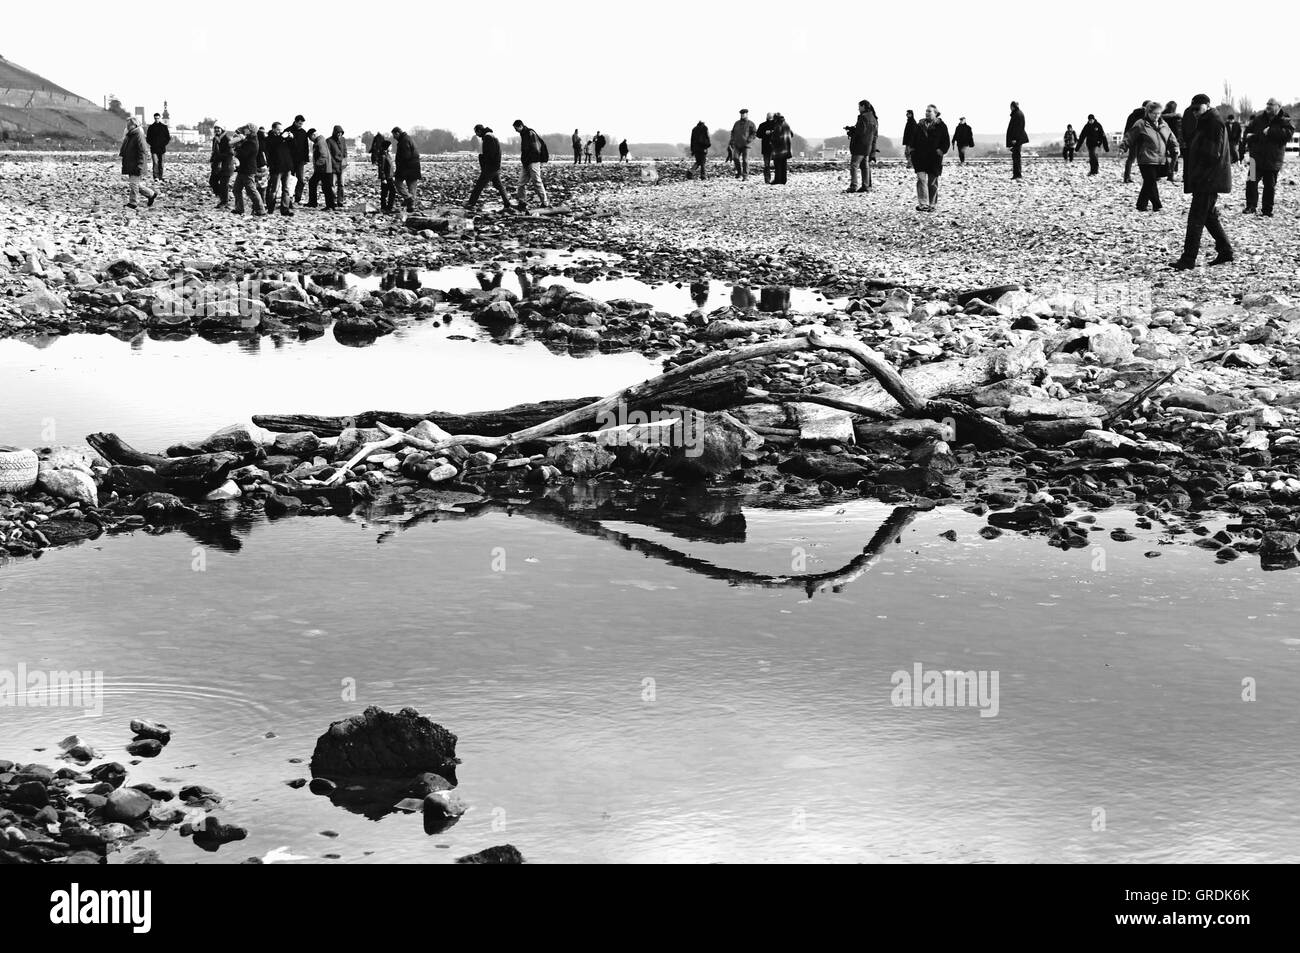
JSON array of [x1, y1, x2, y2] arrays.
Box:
[[36, 467, 98, 507], [455, 844, 525, 864], [1086, 324, 1136, 365], [662, 410, 765, 480], [545, 442, 616, 476], [104, 787, 153, 822], [700, 317, 793, 340], [310, 706, 458, 779]]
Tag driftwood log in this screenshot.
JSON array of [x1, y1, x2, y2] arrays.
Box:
[[87, 433, 239, 493]]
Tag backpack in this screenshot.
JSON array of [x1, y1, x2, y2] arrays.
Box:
[[538, 134, 550, 163]]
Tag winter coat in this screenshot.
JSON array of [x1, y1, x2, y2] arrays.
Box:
[[690, 122, 710, 154], [518, 125, 545, 164], [233, 133, 259, 175], [1183, 108, 1232, 194], [289, 125, 309, 164], [119, 126, 148, 176], [849, 110, 878, 156], [902, 115, 917, 149], [1078, 119, 1108, 149], [256, 130, 267, 171], [394, 132, 421, 179], [1162, 109, 1183, 147], [478, 132, 502, 174], [1125, 117, 1177, 166], [756, 118, 775, 156], [209, 134, 233, 174], [619, 140, 628, 156], [572, 132, 581, 150], [1063, 129, 1077, 148], [377, 149, 395, 180], [1245, 110, 1295, 173], [1006, 107, 1027, 147], [730, 117, 757, 150], [953, 122, 974, 148], [768, 118, 792, 160], [311, 134, 334, 174], [145, 121, 170, 154], [910, 118, 950, 175], [594, 134, 606, 151], [327, 130, 347, 171], [266, 132, 294, 173]]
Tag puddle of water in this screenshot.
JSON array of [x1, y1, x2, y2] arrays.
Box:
[[2, 501, 1297, 863], [0, 322, 658, 450]]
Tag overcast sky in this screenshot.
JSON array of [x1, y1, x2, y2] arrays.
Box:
[[7, 1, 1298, 143]]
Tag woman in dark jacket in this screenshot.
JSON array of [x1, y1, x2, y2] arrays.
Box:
[[755, 113, 775, 183], [689, 121, 711, 180], [392, 127, 421, 212], [1126, 101, 1177, 212], [911, 105, 950, 211], [846, 100, 878, 192], [769, 113, 793, 184], [902, 110, 917, 169]]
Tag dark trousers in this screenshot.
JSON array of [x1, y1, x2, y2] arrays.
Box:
[[692, 150, 707, 179], [379, 174, 395, 212], [762, 151, 772, 183], [733, 149, 749, 178], [1167, 156, 1179, 181], [1136, 164, 1164, 210], [1063, 146, 1074, 162], [573, 148, 581, 164], [209, 168, 230, 205], [957, 144, 967, 164], [1245, 169, 1278, 214], [1184, 190, 1231, 261], [1087, 145, 1101, 175], [232, 172, 264, 214], [151, 152, 164, 180], [772, 155, 788, 184], [595, 149, 602, 163], [1011, 143, 1023, 178], [265, 170, 291, 211], [467, 168, 511, 207], [293, 162, 309, 202], [308, 169, 336, 208], [1124, 152, 1136, 181], [333, 170, 345, 206]]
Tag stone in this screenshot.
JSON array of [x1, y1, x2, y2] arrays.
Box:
[[477, 300, 517, 323], [310, 706, 458, 779], [125, 739, 163, 758], [403, 772, 454, 798], [422, 790, 469, 821], [197, 423, 260, 455], [35, 468, 98, 507], [699, 317, 793, 340], [545, 442, 616, 476], [662, 410, 765, 481], [778, 451, 871, 485], [1086, 324, 1136, 365], [274, 431, 321, 456], [264, 494, 303, 516], [455, 844, 525, 864], [1260, 531, 1300, 556], [104, 787, 153, 822]]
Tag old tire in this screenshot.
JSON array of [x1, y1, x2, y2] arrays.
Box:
[[0, 447, 40, 494]]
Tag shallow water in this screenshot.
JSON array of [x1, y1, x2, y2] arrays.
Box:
[[2, 500, 1297, 863]]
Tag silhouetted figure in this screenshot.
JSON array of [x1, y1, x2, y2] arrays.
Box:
[[953, 117, 973, 164], [328, 126, 348, 206], [1078, 114, 1108, 174], [1162, 101, 1183, 181], [911, 104, 950, 211], [120, 117, 157, 209], [513, 119, 550, 211], [730, 108, 757, 179], [594, 131, 606, 163], [209, 125, 232, 208], [756, 112, 775, 183], [231, 124, 266, 215], [466, 124, 513, 212], [690, 121, 710, 179], [307, 128, 335, 210], [289, 115, 309, 203], [264, 121, 295, 216], [1243, 98, 1295, 216], [1174, 93, 1233, 270], [1007, 101, 1028, 178], [1226, 114, 1243, 163], [769, 112, 793, 184], [146, 112, 169, 180], [572, 129, 582, 164], [1062, 125, 1076, 162], [392, 126, 421, 212], [619, 139, 629, 163], [902, 109, 917, 168], [1122, 102, 1148, 183], [371, 133, 395, 213], [846, 99, 878, 192]]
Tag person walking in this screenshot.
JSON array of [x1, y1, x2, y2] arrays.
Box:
[[1007, 101, 1028, 179], [255, 126, 269, 198], [902, 109, 917, 169], [952, 117, 973, 164], [1126, 100, 1177, 212], [392, 126, 421, 212], [1162, 101, 1183, 181], [208, 124, 232, 208], [689, 120, 711, 179], [513, 119, 550, 211], [371, 133, 396, 213], [289, 115, 310, 204], [769, 112, 793, 185], [1243, 98, 1295, 216], [594, 131, 606, 163], [584, 138, 593, 164], [756, 112, 776, 183], [230, 124, 266, 215], [729, 108, 757, 179], [618, 139, 629, 163], [1062, 125, 1077, 162], [328, 126, 348, 207], [145, 112, 170, 181], [119, 117, 157, 209], [1122, 102, 1149, 183], [307, 128, 336, 210], [1078, 114, 1108, 174], [264, 122, 295, 216], [572, 129, 582, 164], [911, 104, 950, 211], [466, 124, 513, 212], [1226, 113, 1243, 164], [845, 99, 878, 192], [1173, 93, 1233, 270]]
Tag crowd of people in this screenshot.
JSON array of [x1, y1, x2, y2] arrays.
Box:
[[119, 94, 1293, 268]]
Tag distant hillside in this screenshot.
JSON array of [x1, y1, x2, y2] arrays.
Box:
[[0, 53, 125, 145]]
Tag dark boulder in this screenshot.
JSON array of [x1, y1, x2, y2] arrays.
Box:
[[310, 706, 458, 780]]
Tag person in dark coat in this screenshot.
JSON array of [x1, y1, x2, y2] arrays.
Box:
[[1006, 101, 1028, 179], [729, 108, 757, 179], [370, 133, 396, 213], [1062, 125, 1077, 162], [952, 117, 974, 164], [572, 129, 582, 164], [1127, 100, 1177, 212], [307, 128, 336, 210], [1173, 93, 1233, 269], [392, 126, 421, 212], [255, 126, 268, 196], [1077, 114, 1108, 174], [145, 113, 170, 180], [466, 124, 513, 212], [230, 124, 266, 215], [1162, 101, 1183, 181], [768, 112, 793, 184], [756, 112, 775, 183], [902, 109, 917, 168], [845, 99, 878, 192], [689, 120, 711, 180], [513, 119, 550, 211], [1226, 114, 1243, 163], [619, 139, 629, 163], [289, 115, 310, 204], [327, 126, 348, 206], [593, 131, 606, 163], [263, 122, 295, 216], [1243, 98, 1295, 216], [120, 117, 157, 209], [208, 125, 233, 208], [911, 104, 950, 211], [1122, 102, 1149, 183]]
